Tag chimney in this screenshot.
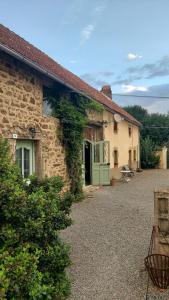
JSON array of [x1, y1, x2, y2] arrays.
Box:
[[100, 85, 112, 100]]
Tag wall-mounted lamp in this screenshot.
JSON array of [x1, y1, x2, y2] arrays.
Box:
[[29, 127, 36, 139], [102, 120, 108, 128]]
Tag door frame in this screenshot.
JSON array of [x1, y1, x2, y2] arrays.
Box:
[[82, 139, 92, 186], [82, 139, 110, 186]]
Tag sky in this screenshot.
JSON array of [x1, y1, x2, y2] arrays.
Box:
[[1, 0, 169, 113]]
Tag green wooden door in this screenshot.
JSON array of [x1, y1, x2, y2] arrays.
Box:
[[92, 141, 110, 185]]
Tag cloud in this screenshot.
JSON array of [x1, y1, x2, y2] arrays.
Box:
[[80, 24, 95, 45], [94, 4, 106, 14], [113, 83, 169, 114], [127, 55, 169, 79], [69, 59, 77, 64], [122, 84, 148, 93], [127, 53, 143, 61], [112, 75, 142, 86], [80, 73, 107, 87], [112, 55, 169, 87], [144, 56, 169, 78], [80, 71, 114, 88], [101, 71, 114, 77]]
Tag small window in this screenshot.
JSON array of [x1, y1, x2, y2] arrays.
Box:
[[134, 150, 136, 161], [128, 126, 132, 137], [43, 100, 53, 116], [42, 86, 54, 116], [114, 121, 118, 133], [16, 141, 35, 178], [114, 150, 118, 167]]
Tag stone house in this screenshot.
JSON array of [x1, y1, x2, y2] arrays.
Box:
[[0, 24, 141, 186]]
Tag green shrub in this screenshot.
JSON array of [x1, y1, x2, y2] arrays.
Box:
[[0, 139, 72, 299], [140, 137, 160, 169]]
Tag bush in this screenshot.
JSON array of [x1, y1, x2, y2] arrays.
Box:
[[140, 137, 160, 169], [0, 139, 73, 299]]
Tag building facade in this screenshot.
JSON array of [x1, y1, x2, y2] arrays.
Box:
[[0, 24, 141, 187], [0, 51, 68, 182]]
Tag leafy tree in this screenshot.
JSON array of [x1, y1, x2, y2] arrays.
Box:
[[140, 137, 160, 169], [124, 105, 169, 168], [0, 139, 73, 299], [124, 105, 169, 147], [123, 105, 148, 123]]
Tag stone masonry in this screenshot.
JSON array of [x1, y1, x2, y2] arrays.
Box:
[[0, 51, 68, 185]]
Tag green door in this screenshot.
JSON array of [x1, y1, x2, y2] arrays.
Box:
[[92, 141, 110, 185]]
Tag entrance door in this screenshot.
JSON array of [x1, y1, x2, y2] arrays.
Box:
[[16, 140, 35, 178], [82, 140, 92, 185], [92, 141, 110, 185]]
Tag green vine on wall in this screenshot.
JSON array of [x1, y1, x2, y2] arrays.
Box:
[[48, 93, 103, 200]]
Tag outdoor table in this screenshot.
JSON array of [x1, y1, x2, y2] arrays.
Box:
[[120, 170, 131, 182]]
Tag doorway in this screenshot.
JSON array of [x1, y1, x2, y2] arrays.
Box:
[[82, 140, 110, 186], [84, 140, 92, 185], [128, 150, 132, 168]]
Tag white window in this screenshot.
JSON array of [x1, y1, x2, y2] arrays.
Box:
[[16, 140, 35, 178]]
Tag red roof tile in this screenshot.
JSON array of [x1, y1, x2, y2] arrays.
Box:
[[0, 24, 140, 126]]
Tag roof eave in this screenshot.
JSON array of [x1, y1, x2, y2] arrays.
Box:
[[102, 103, 141, 127], [0, 42, 141, 127], [0, 42, 93, 100]]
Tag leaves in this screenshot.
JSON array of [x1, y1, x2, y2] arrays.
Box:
[[0, 139, 72, 299], [140, 137, 160, 168], [46, 93, 102, 200], [124, 105, 169, 168]]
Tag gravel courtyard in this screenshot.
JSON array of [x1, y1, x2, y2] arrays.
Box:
[[61, 170, 169, 300]]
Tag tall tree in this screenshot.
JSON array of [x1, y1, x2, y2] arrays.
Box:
[[124, 105, 169, 147], [123, 105, 148, 123]]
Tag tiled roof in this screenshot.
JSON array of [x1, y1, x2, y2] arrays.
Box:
[[0, 24, 140, 126]]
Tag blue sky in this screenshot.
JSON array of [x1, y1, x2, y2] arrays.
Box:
[[1, 0, 169, 113]]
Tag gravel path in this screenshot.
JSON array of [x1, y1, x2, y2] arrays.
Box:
[[61, 170, 169, 300]]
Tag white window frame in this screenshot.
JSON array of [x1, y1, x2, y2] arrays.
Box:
[[16, 140, 35, 178]]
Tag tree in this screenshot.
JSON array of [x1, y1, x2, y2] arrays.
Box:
[[123, 105, 148, 123], [123, 105, 169, 168], [140, 137, 160, 169], [0, 139, 73, 299], [124, 105, 169, 147]]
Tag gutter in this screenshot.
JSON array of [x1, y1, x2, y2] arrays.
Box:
[[0, 42, 140, 127], [0, 42, 91, 99]]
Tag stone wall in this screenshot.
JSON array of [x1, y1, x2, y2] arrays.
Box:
[[0, 50, 68, 186], [155, 146, 168, 170]]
